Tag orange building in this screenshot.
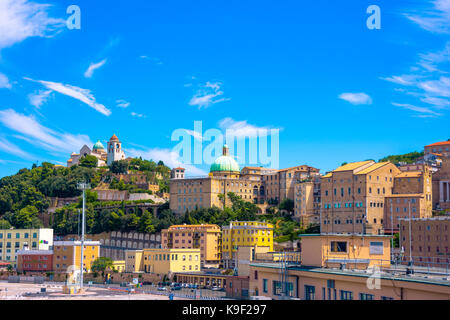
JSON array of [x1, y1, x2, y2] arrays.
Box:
[[53, 241, 100, 273], [161, 224, 222, 267]]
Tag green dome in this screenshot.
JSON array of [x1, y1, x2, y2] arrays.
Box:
[[93, 140, 105, 151], [210, 145, 240, 172]]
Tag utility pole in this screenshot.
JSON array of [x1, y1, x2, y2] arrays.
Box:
[[408, 200, 413, 266], [77, 182, 90, 290]]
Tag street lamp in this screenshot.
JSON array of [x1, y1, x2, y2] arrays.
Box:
[[77, 182, 91, 290]]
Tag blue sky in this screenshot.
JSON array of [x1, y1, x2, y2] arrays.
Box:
[[0, 0, 449, 177]]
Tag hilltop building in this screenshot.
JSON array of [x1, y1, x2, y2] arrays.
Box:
[[66, 134, 126, 167], [169, 144, 319, 214]]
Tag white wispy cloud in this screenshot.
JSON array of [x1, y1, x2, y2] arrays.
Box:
[[0, 0, 65, 51], [0, 108, 92, 154], [24, 77, 111, 116], [392, 102, 442, 116], [0, 136, 35, 159], [382, 42, 450, 114], [28, 89, 52, 108], [131, 112, 145, 118], [116, 99, 130, 108], [188, 81, 231, 109], [0, 73, 12, 89], [139, 55, 163, 65], [125, 147, 206, 176], [405, 0, 450, 34], [338, 92, 373, 105], [84, 59, 107, 78], [218, 118, 281, 138]]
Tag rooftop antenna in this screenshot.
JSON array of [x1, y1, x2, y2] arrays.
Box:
[[77, 182, 90, 290]]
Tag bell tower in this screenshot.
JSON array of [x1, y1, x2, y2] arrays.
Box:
[[107, 134, 125, 165]]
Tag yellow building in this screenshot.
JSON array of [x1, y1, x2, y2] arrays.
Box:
[[222, 221, 274, 268], [0, 228, 53, 268], [142, 248, 201, 276], [53, 241, 100, 273], [161, 224, 222, 267], [125, 249, 144, 273], [112, 260, 125, 272]]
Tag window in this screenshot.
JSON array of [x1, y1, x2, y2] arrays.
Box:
[[273, 281, 283, 296], [304, 285, 315, 300], [359, 293, 374, 300], [340, 290, 353, 300], [263, 279, 268, 293], [330, 241, 347, 253], [369, 241, 384, 254], [381, 296, 394, 300]]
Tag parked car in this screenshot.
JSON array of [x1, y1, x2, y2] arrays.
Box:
[[157, 286, 167, 291], [172, 285, 182, 291], [211, 286, 224, 291]]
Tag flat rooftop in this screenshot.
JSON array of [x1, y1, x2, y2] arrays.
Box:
[[249, 262, 450, 287]]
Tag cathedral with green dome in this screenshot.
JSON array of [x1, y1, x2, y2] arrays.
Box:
[[209, 145, 240, 176]]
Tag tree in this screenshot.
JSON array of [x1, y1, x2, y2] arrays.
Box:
[[91, 257, 114, 276], [0, 219, 11, 229], [109, 160, 129, 174], [79, 155, 98, 168], [279, 199, 294, 214], [10, 205, 43, 229], [138, 210, 155, 233]]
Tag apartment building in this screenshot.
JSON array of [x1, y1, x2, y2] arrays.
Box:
[[0, 228, 53, 267], [53, 241, 100, 273], [161, 224, 222, 267], [294, 175, 321, 226], [222, 221, 274, 269], [125, 249, 143, 273], [16, 249, 54, 273], [249, 234, 450, 300], [399, 216, 450, 266], [383, 167, 433, 233], [321, 161, 401, 235], [142, 248, 201, 276], [424, 141, 450, 158]]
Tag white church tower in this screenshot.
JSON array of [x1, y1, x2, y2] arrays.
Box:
[[107, 134, 126, 166]]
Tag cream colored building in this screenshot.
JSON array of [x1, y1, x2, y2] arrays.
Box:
[[0, 228, 53, 268], [125, 249, 143, 273], [294, 175, 321, 226], [321, 161, 401, 235]]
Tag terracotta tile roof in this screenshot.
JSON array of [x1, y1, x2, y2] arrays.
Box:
[[333, 161, 374, 172], [355, 162, 390, 175], [395, 171, 422, 178], [425, 141, 450, 147]]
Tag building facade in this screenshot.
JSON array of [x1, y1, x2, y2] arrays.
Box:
[[67, 140, 107, 167], [399, 217, 450, 266], [383, 167, 433, 234], [222, 221, 274, 269], [16, 249, 54, 273], [0, 228, 53, 267], [432, 156, 450, 211], [169, 145, 319, 215], [294, 175, 321, 226], [107, 134, 126, 166], [53, 241, 100, 273], [142, 248, 201, 276], [321, 161, 402, 235], [161, 224, 222, 267]]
